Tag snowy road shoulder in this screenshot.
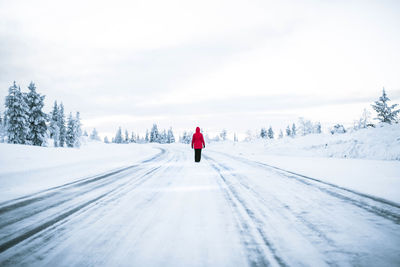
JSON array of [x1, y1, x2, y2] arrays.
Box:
[[208, 144, 400, 204], [0, 142, 160, 202]]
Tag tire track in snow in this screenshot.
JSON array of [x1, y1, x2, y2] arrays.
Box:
[[204, 154, 288, 267], [209, 150, 400, 224], [0, 148, 170, 254], [0, 149, 186, 266], [0, 148, 166, 214]]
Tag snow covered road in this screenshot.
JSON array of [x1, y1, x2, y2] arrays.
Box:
[[0, 146, 399, 266]]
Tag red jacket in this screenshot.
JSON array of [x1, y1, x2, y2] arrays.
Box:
[[191, 127, 205, 149]]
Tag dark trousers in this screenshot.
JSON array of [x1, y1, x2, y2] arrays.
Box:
[[194, 149, 202, 162]]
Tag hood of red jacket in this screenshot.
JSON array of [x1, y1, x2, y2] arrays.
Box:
[[196, 127, 200, 133]]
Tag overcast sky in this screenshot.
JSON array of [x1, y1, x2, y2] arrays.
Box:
[[1, 0, 399, 138]]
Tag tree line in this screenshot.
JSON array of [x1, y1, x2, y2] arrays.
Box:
[[0, 81, 82, 147]]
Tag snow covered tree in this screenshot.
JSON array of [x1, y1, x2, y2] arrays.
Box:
[[285, 125, 291, 137], [298, 117, 313, 136], [58, 103, 66, 147], [145, 129, 149, 143], [25, 82, 47, 146], [114, 127, 123, 143], [234, 132, 238, 142], [167, 127, 175, 143], [0, 112, 5, 143], [73, 112, 82, 148], [267, 126, 274, 139], [90, 128, 101, 141], [260, 128, 267, 139], [104, 136, 109, 143], [66, 113, 75, 147], [330, 124, 346, 134], [291, 123, 297, 137], [278, 130, 283, 139], [49, 101, 58, 138], [150, 124, 159, 143], [314, 122, 322, 134], [125, 129, 129, 143], [83, 130, 88, 136], [371, 88, 399, 124], [130, 132, 136, 143], [220, 129, 227, 141], [5, 81, 29, 144]]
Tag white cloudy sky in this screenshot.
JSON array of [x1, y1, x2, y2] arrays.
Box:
[[0, 0, 399, 138]]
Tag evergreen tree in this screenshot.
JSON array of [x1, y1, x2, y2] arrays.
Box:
[[0, 112, 5, 143], [260, 128, 267, 139], [58, 103, 66, 147], [145, 129, 149, 143], [83, 130, 88, 136], [49, 101, 59, 139], [267, 126, 274, 139], [66, 113, 75, 147], [150, 124, 159, 143], [125, 129, 129, 143], [104, 136, 109, 143], [234, 132, 238, 142], [5, 81, 29, 144], [286, 125, 291, 137], [74, 112, 82, 148], [25, 82, 47, 146], [314, 122, 322, 134], [90, 128, 101, 141], [354, 108, 371, 130], [371, 88, 400, 124], [130, 132, 136, 143], [291, 123, 297, 137], [220, 129, 227, 141], [114, 127, 123, 143], [278, 130, 283, 139], [167, 127, 175, 143]]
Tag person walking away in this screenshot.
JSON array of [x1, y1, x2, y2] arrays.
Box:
[[191, 127, 205, 162]]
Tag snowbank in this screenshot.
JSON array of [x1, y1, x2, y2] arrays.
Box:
[[213, 123, 400, 161], [208, 125, 400, 203], [0, 141, 159, 202]]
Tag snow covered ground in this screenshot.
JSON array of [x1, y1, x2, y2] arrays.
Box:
[[0, 141, 159, 202], [0, 131, 399, 266], [210, 124, 400, 203]]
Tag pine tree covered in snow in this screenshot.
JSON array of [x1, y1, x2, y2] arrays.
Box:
[[371, 88, 400, 124], [279, 130, 283, 139], [130, 132, 136, 143], [114, 127, 123, 143], [286, 125, 291, 137], [150, 124, 159, 143], [58, 103, 66, 147], [74, 112, 82, 148], [314, 122, 322, 134], [125, 129, 129, 143], [49, 101, 59, 147], [167, 127, 175, 143], [25, 82, 47, 146], [66, 113, 75, 147], [220, 129, 227, 141], [5, 82, 29, 144], [0, 112, 5, 143], [234, 132, 238, 142], [90, 128, 101, 141], [104, 136, 109, 143], [83, 130, 88, 137], [145, 130, 149, 143], [260, 128, 267, 139], [354, 108, 372, 130], [291, 123, 296, 137], [267, 126, 274, 139]]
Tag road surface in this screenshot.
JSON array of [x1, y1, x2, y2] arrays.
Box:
[[0, 146, 399, 266]]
